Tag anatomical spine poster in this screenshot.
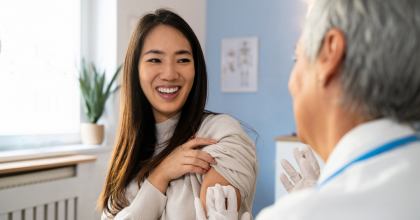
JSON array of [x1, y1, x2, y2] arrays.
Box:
[[221, 36, 258, 93]]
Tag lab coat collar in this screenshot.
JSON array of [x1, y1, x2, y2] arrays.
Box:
[[317, 118, 417, 184]]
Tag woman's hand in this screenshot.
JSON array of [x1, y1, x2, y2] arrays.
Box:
[[148, 137, 218, 194]]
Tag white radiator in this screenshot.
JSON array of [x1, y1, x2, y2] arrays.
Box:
[[0, 166, 77, 219], [0, 161, 101, 220], [0, 198, 77, 220]]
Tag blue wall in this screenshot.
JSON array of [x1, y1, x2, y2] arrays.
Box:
[[205, 0, 307, 216]]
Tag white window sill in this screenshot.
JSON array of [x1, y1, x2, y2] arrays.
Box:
[[0, 144, 112, 163]]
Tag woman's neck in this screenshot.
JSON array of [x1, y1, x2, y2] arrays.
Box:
[[153, 109, 180, 124]]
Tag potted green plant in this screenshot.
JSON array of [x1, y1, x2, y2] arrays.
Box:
[[79, 60, 122, 145]]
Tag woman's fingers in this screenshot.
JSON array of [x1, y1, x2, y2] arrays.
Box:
[[183, 138, 217, 149], [183, 157, 211, 170], [183, 164, 207, 174], [185, 149, 217, 165], [169, 137, 218, 176]]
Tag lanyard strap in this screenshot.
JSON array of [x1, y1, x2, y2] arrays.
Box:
[[316, 134, 420, 190]]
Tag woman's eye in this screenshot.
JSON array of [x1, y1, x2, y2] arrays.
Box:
[[178, 59, 191, 63], [148, 59, 161, 63]]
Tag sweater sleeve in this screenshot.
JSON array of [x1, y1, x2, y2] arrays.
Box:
[[197, 114, 259, 200], [102, 179, 167, 220]]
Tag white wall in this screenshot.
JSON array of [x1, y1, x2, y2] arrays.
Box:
[[205, 0, 307, 215], [83, 150, 114, 219], [81, 0, 119, 142], [80, 1, 119, 219], [117, 0, 207, 66]]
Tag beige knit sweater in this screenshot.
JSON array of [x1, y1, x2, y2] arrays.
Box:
[[102, 113, 259, 220]]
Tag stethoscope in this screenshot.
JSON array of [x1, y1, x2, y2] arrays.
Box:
[[316, 134, 420, 190]]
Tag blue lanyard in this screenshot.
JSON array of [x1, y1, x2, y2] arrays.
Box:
[[316, 134, 420, 190]]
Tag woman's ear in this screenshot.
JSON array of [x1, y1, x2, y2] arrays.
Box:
[[315, 29, 346, 87]]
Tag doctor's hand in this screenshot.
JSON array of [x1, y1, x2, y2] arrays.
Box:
[[279, 145, 320, 193], [195, 184, 251, 220]]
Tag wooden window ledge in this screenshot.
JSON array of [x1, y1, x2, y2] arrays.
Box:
[[0, 155, 97, 175]]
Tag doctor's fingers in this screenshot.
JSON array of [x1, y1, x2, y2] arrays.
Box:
[[194, 197, 208, 220], [214, 184, 227, 211], [299, 158, 318, 182], [206, 187, 216, 214], [302, 145, 321, 176], [280, 159, 302, 184], [241, 212, 251, 220], [292, 147, 304, 165], [182, 157, 211, 171], [224, 185, 238, 211], [279, 173, 295, 194]]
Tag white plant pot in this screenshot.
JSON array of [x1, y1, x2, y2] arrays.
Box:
[[81, 123, 104, 145]]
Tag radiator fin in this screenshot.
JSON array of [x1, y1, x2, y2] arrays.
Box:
[[0, 198, 77, 220]]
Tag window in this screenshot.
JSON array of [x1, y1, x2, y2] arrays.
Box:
[[0, 0, 81, 150]]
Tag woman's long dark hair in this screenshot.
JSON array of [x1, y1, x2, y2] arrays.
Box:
[[98, 9, 211, 217]]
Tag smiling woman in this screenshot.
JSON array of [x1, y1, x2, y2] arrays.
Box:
[[139, 25, 195, 123], [98, 9, 258, 220]]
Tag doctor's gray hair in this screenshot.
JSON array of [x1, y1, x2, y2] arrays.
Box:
[[302, 0, 420, 123]]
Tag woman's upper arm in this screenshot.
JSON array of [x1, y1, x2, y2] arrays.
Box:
[[199, 167, 241, 214], [197, 114, 258, 214]]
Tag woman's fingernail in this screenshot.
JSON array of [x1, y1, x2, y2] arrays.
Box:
[[212, 159, 217, 165], [210, 139, 217, 143]]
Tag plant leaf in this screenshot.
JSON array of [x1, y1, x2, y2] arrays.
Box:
[[79, 61, 122, 123], [82, 59, 91, 94], [104, 64, 122, 99], [79, 78, 91, 115]]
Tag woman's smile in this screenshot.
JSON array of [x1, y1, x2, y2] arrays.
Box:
[[156, 86, 181, 100]]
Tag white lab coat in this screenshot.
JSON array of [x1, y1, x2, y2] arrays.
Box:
[[256, 118, 420, 220]]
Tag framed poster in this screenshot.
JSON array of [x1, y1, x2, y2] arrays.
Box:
[[221, 36, 258, 92]]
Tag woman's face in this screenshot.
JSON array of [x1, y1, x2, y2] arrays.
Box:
[[288, 39, 319, 144], [139, 25, 195, 123]]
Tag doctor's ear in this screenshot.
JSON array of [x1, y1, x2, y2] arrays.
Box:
[[315, 29, 346, 87]]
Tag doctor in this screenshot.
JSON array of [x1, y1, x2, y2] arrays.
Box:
[[195, 0, 420, 219]]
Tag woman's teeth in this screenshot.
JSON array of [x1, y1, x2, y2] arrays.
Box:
[[157, 87, 179, 94]]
